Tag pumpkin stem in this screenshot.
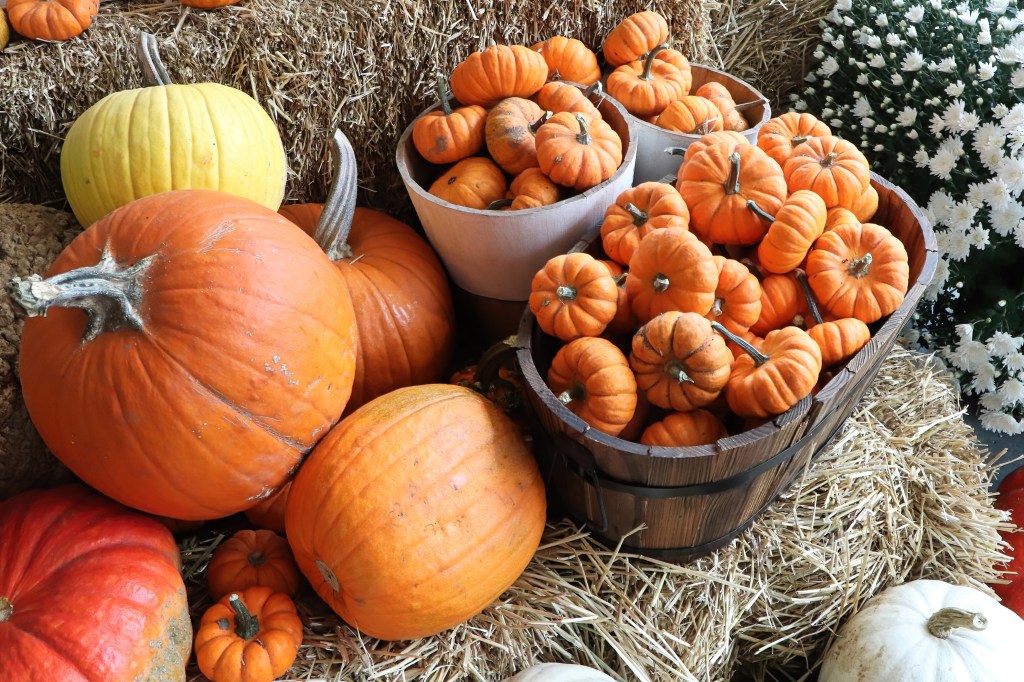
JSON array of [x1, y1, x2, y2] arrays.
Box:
[[640, 43, 668, 81], [820, 151, 839, 168], [791, 134, 809, 146], [556, 285, 577, 301], [847, 252, 873, 278], [694, 116, 720, 136], [574, 113, 591, 145], [137, 32, 172, 87], [624, 202, 649, 227], [530, 111, 553, 135], [584, 80, 604, 103], [558, 384, 585, 406], [926, 607, 988, 639], [711, 321, 769, 367], [725, 152, 742, 195], [652, 273, 670, 293], [486, 198, 514, 210], [711, 297, 724, 318], [248, 551, 267, 568], [0, 596, 12, 623], [665, 146, 687, 157], [665, 360, 695, 384], [227, 593, 260, 641], [313, 129, 358, 261], [746, 200, 776, 223], [733, 97, 768, 112], [794, 269, 824, 325], [435, 73, 454, 117], [8, 247, 153, 343]]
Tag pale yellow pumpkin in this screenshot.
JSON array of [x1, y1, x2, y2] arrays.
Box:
[[60, 35, 286, 226]]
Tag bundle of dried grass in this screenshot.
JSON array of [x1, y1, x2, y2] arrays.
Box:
[[178, 347, 1011, 682], [709, 0, 833, 107], [0, 0, 712, 220]]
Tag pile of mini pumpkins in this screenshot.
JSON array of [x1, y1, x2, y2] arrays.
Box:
[[529, 111, 911, 444]]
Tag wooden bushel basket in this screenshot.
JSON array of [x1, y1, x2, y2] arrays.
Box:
[[627, 64, 771, 184], [514, 174, 938, 561], [396, 84, 638, 302]]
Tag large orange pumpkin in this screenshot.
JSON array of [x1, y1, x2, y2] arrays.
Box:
[[10, 190, 357, 520], [0, 484, 192, 680], [6, 0, 97, 41], [285, 384, 546, 641], [280, 130, 456, 413]]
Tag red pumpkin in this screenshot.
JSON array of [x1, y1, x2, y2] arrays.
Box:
[[280, 130, 456, 413], [11, 190, 358, 520], [0, 484, 192, 680], [994, 467, 1024, 617]]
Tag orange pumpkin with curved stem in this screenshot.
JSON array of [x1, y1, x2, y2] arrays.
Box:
[[505, 168, 561, 209], [531, 36, 601, 85], [725, 327, 764, 360], [486, 97, 550, 175], [678, 143, 787, 245], [529, 252, 619, 341], [600, 181, 690, 266], [412, 75, 487, 164], [206, 529, 301, 601], [794, 269, 872, 368], [194, 587, 302, 682], [536, 112, 622, 190], [713, 322, 822, 419], [429, 156, 507, 209], [547, 337, 638, 437], [706, 256, 761, 335], [602, 10, 669, 67], [449, 44, 549, 107], [6, 0, 97, 41], [784, 135, 871, 210], [599, 260, 638, 336], [607, 45, 690, 118], [750, 272, 808, 336], [757, 111, 832, 166], [625, 227, 719, 323], [534, 80, 603, 119], [640, 409, 728, 447], [806, 220, 909, 323], [754, 189, 828, 274], [657, 96, 724, 134], [630, 311, 733, 412], [244, 482, 290, 534]]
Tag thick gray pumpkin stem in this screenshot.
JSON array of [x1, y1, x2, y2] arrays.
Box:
[[8, 246, 153, 343], [926, 607, 988, 639], [137, 32, 172, 86], [227, 593, 260, 640], [313, 129, 359, 261]]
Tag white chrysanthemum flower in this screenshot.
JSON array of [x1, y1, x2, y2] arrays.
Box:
[[891, 73, 905, 86], [957, 323, 975, 341], [979, 32, 993, 46], [995, 103, 1010, 118], [907, 5, 925, 22], [833, 38, 846, 49], [857, 73, 870, 85], [929, 112, 947, 135], [1005, 351, 1024, 372], [906, 25, 918, 38], [960, 111, 981, 131], [979, 62, 998, 80], [914, 148, 931, 166], [972, 363, 1000, 395], [990, 331, 1024, 358], [939, 136, 965, 157], [969, 226, 991, 248], [907, 128, 919, 139], [868, 35, 883, 49], [928, 191, 955, 221], [826, 7, 842, 23], [869, 54, 887, 68], [982, 179, 1012, 209], [997, 45, 1023, 65], [896, 106, 918, 126], [794, 99, 808, 111], [1011, 68, 1024, 89], [959, 8, 979, 25], [861, 117, 876, 129], [946, 200, 978, 231], [951, 338, 991, 371], [996, 155, 1024, 193], [886, 33, 902, 47], [877, 14, 889, 27], [1004, 103, 1024, 129], [988, 0, 1010, 16], [944, 80, 965, 96], [974, 122, 1006, 152], [875, 124, 889, 133], [990, 203, 1024, 235], [902, 49, 925, 71], [1015, 221, 1024, 248], [924, 259, 950, 300], [927, 0, 940, 9], [945, 228, 973, 260], [980, 392, 1006, 412], [980, 146, 1005, 169], [844, 15, 855, 26], [852, 96, 873, 118], [820, 56, 840, 76], [821, 107, 835, 119], [998, 378, 1024, 407], [967, 183, 988, 208], [936, 57, 957, 73], [837, 0, 852, 9], [979, 408, 1021, 434]]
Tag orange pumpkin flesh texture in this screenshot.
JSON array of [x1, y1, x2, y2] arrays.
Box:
[[207, 529, 302, 601], [0, 484, 192, 681], [507, 168, 562, 209], [6, 0, 97, 42], [640, 409, 728, 447], [547, 336, 638, 437], [278, 203, 456, 414], [756, 189, 828, 274], [15, 190, 358, 520], [428, 156, 508, 209], [657, 96, 724, 135], [285, 384, 546, 641], [600, 181, 690, 266], [450, 44, 549, 107], [531, 36, 601, 85]]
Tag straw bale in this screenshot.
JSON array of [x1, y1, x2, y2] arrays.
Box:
[[178, 347, 1012, 682], [0, 0, 712, 221]]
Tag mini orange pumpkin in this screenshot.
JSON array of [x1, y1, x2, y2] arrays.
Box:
[[6, 0, 98, 41], [757, 111, 832, 167], [536, 112, 622, 190], [598, 260, 638, 336], [750, 272, 809, 336], [806, 220, 910, 323], [753, 189, 828, 274], [428, 156, 507, 209], [678, 143, 787, 245], [206, 529, 301, 601], [602, 10, 670, 67], [706, 256, 762, 335], [714, 322, 822, 419], [795, 268, 872, 368], [532, 36, 601, 85], [850, 185, 879, 222], [826, 206, 861, 232], [449, 44, 549, 107], [677, 130, 749, 164], [534, 80, 603, 119], [194, 587, 302, 682], [784, 135, 871, 210], [630, 311, 733, 412], [640, 409, 728, 447], [529, 252, 619, 340], [607, 45, 690, 118], [657, 96, 724, 134], [600, 181, 690, 266], [625, 227, 719, 322], [505, 168, 561, 209], [412, 75, 487, 164], [486, 97, 550, 175], [548, 337, 638, 437]]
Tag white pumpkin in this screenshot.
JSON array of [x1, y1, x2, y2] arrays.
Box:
[[503, 662, 617, 681], [819, 579, 1024, 682]]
